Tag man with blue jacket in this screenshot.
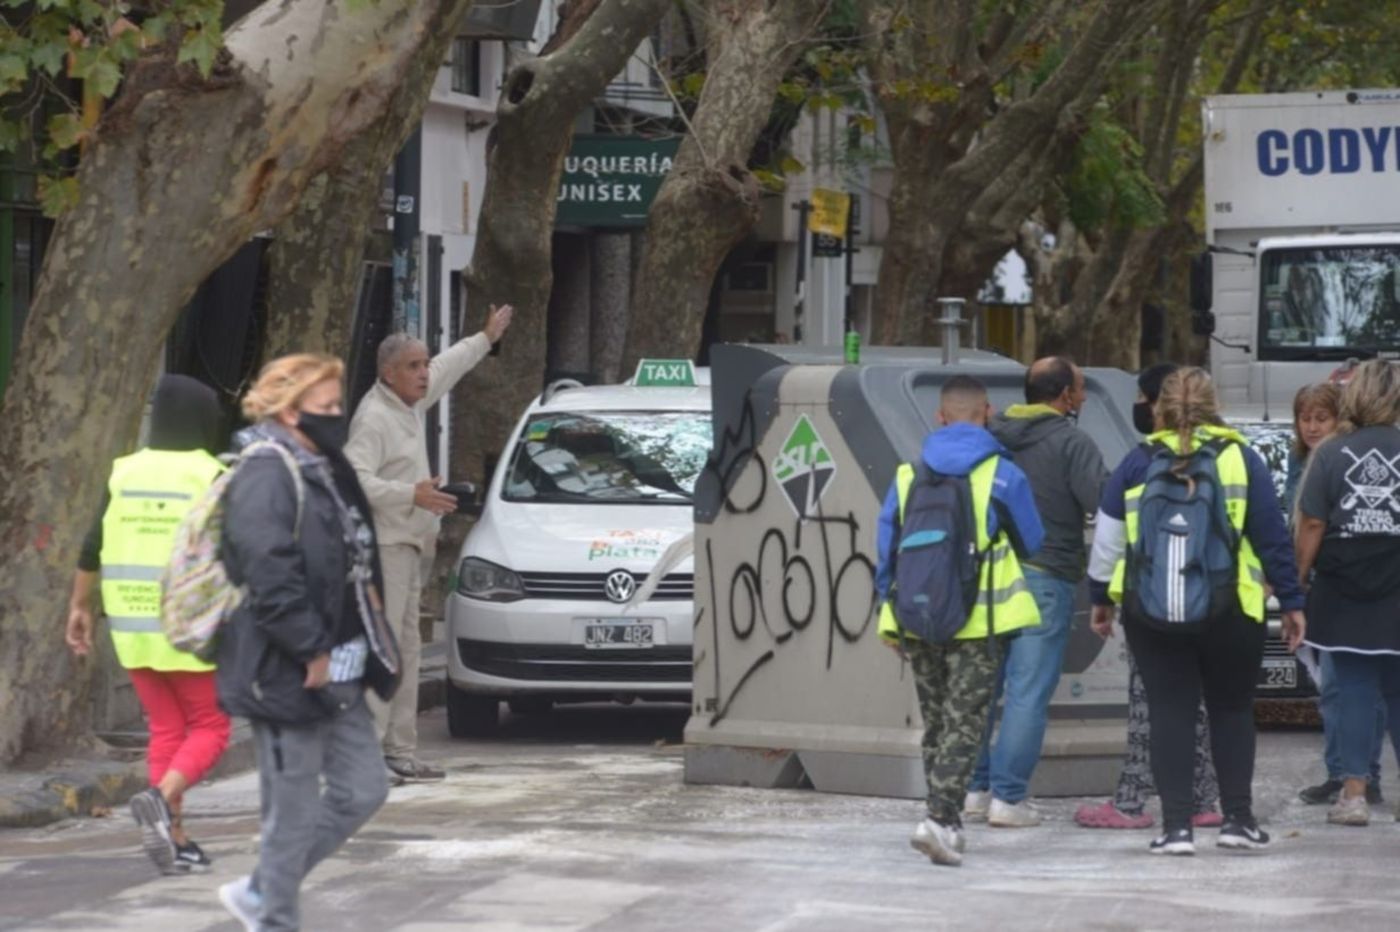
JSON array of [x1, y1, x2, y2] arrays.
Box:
[[877, 375, 1045, 867]]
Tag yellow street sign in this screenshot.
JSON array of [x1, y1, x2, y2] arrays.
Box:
[[809, 188, 851, 239]]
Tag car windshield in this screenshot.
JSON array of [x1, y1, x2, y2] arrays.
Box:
[[1260, 244, 1400, 358], [502, 410, 711, 505], [1230, 420, 1293, 506]]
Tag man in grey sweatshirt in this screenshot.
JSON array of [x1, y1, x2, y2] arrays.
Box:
[[964, 357, 1107, 827]]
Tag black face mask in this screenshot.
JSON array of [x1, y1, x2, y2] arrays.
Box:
[[1133, 401, 1156, 436], [299, 412, 349, 452]]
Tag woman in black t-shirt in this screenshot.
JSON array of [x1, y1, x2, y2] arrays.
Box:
[[1296, 359, 1400, 827]]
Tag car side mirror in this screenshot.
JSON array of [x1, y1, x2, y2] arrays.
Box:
[[441, 482, 483, 518]]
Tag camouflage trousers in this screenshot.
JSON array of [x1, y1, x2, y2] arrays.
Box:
[[906, 635, 1004, 825]]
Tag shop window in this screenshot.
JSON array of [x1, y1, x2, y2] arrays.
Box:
[[451, 39, 482, 96]]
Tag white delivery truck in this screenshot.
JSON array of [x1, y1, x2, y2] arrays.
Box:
[[1197, 90, 1400, 416]]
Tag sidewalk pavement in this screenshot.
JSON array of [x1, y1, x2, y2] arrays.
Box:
[[0, 630, 448, 830]]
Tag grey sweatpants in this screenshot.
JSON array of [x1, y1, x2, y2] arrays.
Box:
[[251, 697, 389, 931]]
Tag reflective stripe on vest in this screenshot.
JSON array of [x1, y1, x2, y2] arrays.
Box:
[[100, 448, 225, 671], [1107, 425, 1266, 621], [879, 454, 1040, 642], [107, 615, 165, 633]]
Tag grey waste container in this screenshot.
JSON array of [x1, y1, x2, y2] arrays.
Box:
[[684, 344, 1141, 798]]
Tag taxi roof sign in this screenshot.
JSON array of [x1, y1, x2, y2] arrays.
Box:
[[632, 358, 697, 387]]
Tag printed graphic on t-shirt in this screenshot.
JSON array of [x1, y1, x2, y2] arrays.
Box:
[[1339, 446, 1400, 534]]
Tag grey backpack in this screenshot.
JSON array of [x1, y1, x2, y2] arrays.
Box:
[[1124, 439, 1240, 632]]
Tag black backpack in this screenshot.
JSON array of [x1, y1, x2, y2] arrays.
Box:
[[891, 460, 990, 643]]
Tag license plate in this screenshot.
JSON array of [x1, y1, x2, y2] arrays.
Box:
[[1259, 658, 1297, 689], [583, 622, 654, 649]]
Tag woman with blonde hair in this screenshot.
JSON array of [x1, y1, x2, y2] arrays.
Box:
[[1295, 359, 1400, 827], [1087, 367, 1305, 855], [1076, 363, 1223, 831], [214, 354, 401, 931]]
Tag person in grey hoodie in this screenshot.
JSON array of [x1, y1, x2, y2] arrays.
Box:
[[964, 357, 1106, 827]]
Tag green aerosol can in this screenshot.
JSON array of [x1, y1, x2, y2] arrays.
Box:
[[844, 328, 861, 365]]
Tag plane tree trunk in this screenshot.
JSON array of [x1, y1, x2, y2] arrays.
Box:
[[623, 0, 828, 370], [0, 0, 475, 763], [449, 0, 670, 484]]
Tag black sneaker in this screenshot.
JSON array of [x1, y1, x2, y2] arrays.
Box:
[[173, 839, 213, 873], [129, 788, 177, 874], [1367, 779, 1384, 806], [1148, 827, 1195, 856], [1298, 779, 1343, 805], [1217, 817, 1270, 851]]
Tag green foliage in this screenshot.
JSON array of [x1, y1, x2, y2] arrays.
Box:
[[750, 167, 785, 192], [36, 173, 78, 215], [1062, 110, 1165, 232], [1248, 0, 1400, 92], [0, 0, 228, 216], [746, 0, 873, 190]]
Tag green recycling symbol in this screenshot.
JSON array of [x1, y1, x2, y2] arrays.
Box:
[[772, 414, 837, 519]]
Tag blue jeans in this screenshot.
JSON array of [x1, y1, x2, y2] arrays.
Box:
[[1327, 651, 1400, 783], [1319, 651, 1386, 782], [971, 566, 1076, 803]]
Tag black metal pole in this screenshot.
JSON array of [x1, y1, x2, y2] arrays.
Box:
[[392, 124, 423, 335], [793, 200, 810, 343], [843, 196, 856, 332]]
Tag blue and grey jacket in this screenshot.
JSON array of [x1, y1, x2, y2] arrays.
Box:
[[876, 422, 1045, 604]]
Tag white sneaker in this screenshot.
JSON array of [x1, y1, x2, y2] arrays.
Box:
[[962, 790, 992, 823], [1328, 794, 1370, 826], [218, 875, 261, 932], [910, 818, 964, 866], [988, 798, 1043, 828]]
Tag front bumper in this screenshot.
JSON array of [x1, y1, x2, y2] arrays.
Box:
[[445, 591, 693, 698]]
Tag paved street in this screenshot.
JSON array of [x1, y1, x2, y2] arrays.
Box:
[[2, 706, 1399, 931]]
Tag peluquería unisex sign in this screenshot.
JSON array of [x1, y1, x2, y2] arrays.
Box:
[[555, 135, 681, 228]]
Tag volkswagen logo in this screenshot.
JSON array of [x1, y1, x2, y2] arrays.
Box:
[[604, 570, 637, 604]]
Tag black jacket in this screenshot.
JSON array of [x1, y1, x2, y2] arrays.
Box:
[[216, 427, 400, 724]]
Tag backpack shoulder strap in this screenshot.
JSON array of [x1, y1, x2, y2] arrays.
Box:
[[241, 441, 307, 541], [1202, 437, 1242, 548], [894, 461, 919, 524]]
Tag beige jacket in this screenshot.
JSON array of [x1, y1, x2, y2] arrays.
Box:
[[346, 333, 491, 550]]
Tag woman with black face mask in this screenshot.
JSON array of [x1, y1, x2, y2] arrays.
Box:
[[1075, 363, 1225, 831], [214, 353, 401, 932]]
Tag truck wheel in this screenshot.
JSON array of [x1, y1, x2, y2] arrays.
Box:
[[446, 679, 500, 738], [508, 697, 553, 717]]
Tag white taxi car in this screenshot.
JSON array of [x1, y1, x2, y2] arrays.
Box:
[[444, 360, 710, 736]]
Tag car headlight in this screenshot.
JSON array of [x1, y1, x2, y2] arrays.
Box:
[[456, 556, 525, 602]]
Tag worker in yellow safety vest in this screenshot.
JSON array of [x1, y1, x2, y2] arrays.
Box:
[[875, 374, 1044, 868], [1086, 366, 1305, 856], [65, 374, 232, 876]]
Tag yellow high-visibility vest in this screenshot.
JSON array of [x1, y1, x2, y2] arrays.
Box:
[[879, 455, 1041, 642], [100, 448, 225, 671], [1108, 424, 1266, 622]]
